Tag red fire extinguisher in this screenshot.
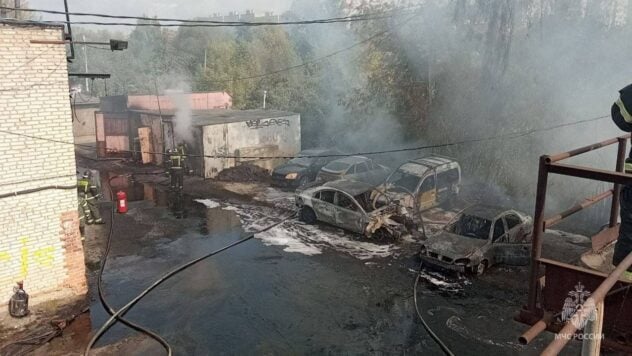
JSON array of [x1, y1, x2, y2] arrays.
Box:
[[116, 191, 128, 213]]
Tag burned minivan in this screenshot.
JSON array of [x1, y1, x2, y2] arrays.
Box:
[[419, 205, 533, 275], [371, 156, 461, 213], [295, 179, 414, 239]]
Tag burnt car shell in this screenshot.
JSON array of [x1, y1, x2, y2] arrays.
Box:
[[420, 205, 532, 274], [272, 148, 344, 188], [316, 156, 389, 183], [295, 179, 414, 239]]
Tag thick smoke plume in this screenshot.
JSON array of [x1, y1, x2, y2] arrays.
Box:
[[166, 82, 194, 145]]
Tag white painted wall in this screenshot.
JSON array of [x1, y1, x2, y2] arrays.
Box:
[[202, 114, 300, 178]]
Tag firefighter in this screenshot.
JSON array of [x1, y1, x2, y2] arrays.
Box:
[[166, 148, 185, 191], [611, 83, 632, 274], [77, 170, 104, 224]]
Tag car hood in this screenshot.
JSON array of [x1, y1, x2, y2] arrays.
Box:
[[425, 232, 487, 259], [273, 164, 307, 175]]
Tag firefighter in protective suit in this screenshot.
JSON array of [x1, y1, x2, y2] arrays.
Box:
[[611, 83, 632, 274], [77, 170, 104, 224], [165, 147, 186, 191]]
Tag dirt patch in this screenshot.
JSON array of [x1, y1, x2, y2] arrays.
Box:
[[216, 164, 271, 183]]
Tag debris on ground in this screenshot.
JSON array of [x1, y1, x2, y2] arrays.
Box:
[[216, 164, 271, 183]]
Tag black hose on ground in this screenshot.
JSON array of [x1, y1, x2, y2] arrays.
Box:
[[413, 264, 455, 356], [86, 174, 296, 355], [95, 175, 173, 354]]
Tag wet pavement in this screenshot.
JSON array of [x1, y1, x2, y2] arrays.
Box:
[[80, 178, 584, 355]]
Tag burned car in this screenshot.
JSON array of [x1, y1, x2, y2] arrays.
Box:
[[315, 156, 390, 183], [295, 179, 415, 239], [371, 156, 461, 213], [420, 205, 533, 275], [272, 148, 345, 188]]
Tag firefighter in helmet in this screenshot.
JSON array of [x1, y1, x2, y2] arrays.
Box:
[[612, 83, 632, 275], [166, 147, 186, 191], [77, 170, 104, 224]]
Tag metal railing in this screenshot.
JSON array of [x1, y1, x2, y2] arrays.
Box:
[[517, 134, 632, 354]]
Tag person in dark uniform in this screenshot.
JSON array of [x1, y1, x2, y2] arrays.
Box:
[[611, 83, 632, 274]]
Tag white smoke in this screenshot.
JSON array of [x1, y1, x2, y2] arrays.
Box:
[[166, 82, 194, 144]]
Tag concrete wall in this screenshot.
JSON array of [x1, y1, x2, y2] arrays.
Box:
[[0, 23, 87, 301], [202, 114, 301, 178]]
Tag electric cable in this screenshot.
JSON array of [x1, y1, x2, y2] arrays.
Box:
[[413, 263, 455, 356], [0, 184, 76, 199], [0, 114, 610, 161], [0, 5, 420, 27], [86, 174, 296, 355]]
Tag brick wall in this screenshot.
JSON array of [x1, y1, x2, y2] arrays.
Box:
[[0, 22, 87, 300]]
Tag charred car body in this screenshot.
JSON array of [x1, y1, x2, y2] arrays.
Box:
[[420, 205, 533, 275], [295, 179, 415, 239], [371, 156, 461, 215], [272, 148, 345, 188], [315, 156, 390, 184]]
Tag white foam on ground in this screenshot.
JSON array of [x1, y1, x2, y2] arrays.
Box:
[[416, 269, 463, 292], [211, 201, 397, 260], [446, 316, 522, 351], [195, 199, 221, 209]]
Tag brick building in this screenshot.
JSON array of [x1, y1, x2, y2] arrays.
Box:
[[0, 21, 87, 304]]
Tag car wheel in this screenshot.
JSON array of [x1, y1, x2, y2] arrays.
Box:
[[475, 260, 488, 276], [299, 206, 317, 224], [298, 175, 310, 187]]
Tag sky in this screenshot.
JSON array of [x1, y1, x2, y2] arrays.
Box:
[[26, 0, 294, 23]]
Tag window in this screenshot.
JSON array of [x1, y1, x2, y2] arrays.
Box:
[[336, 193, 357, 211], [387, 171, 421, 192], [493, 219, 506, 241], [420, 175, 435, 193], [320, 190, 335, 203], [355, 162, 369, 173], [505, 214, 521, 230], [437, 168, 459, 189]]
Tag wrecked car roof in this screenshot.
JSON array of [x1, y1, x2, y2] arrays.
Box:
[[331, 155, 370, 165], [322, 179, 376, 196], [461, 205, 512, 220], [409, 155, 458, 168]]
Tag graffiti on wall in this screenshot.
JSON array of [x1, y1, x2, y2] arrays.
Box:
[[0, 236, 58, 278], [245, 118, 290, 129]]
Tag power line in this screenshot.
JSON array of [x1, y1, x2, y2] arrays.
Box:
[[0, 6, 419, 27], [0, 115, 610, 160]]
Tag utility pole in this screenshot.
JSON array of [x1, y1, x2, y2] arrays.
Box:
[[82, 34, 89, 93]]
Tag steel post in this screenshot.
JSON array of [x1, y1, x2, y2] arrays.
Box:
[[528, 156, 549, 312], [610, 137, 627, 228]]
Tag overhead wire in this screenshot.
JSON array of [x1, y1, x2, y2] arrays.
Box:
[[0, 114, 610, 161], [0, 5, 420, 27]]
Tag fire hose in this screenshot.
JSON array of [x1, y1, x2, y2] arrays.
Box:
[[85, 174, 295, 355], [413, 262, 455, 356]]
